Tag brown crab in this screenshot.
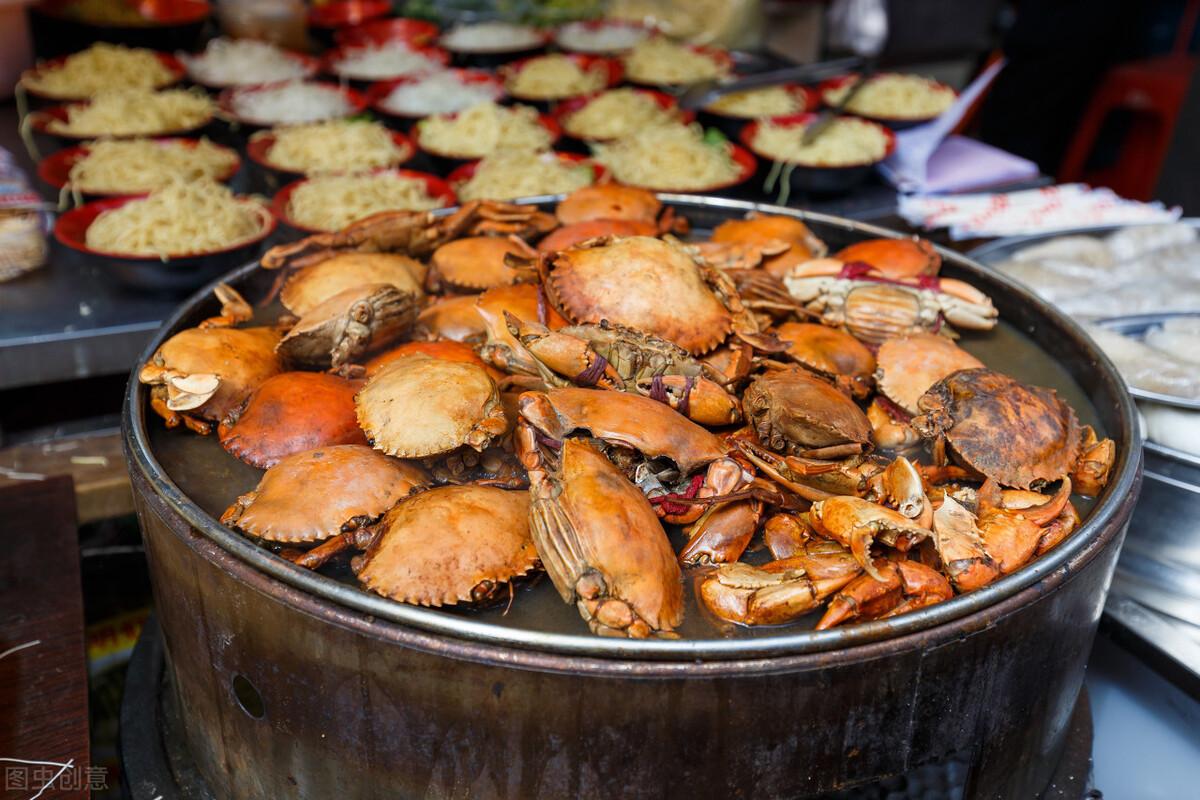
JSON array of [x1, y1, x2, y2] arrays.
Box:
[[365, 340, 496, 378], [139, 286, 283, 435], [290, 485, 540, 607], [538, 219, 659, 253], [413, 293, 487, 343], [538, 235, 760, 356], [555, 184, 664, 226], [710, 212, 827, 277], [276, 284, 419, 369], [517, 427, 684, 638], [221, 445, 429, 544], [279, 252, 426, 316], [429, 235, 538, 292], [774, 321, 876, 399], [357, 353, 508, 459], [743, 368, 872, 459], [218, 372, 366, 468], [911, 368, 1113, 492], [875, 333, 984, 415], [831, 237, 941, 280]]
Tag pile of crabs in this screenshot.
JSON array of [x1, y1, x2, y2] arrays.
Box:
[[139, 185, 1115, 639]]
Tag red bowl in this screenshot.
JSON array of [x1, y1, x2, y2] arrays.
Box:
[[54, 193, 275, 292], [413, 110, 562, 163], [271, 168, 458, 234], [499, 53, 623, 103], [184, 49, 321, 91], [817, 73, 958, 128], [246, 127, 414, 179], [552, 87, 693, 143], [19, 50, 187, 102], [35, 0, 210, 26], [738, 112, 897, 168], [335, 17, 440, 48], [623, 43, 733, 88], [217, 81, 369, 128], [308, 0, 391, 30], [447, 151, 606, 199], [552, 19, 654, 54], [323, 42, 450, 83], [29, 99, 216, 142], [39, 138, 241, 196], [367, 69, 505, 124]]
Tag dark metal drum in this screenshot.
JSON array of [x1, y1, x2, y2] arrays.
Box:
[[124, 196, 1142, 800]]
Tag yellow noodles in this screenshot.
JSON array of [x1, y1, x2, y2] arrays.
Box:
[[751, 118, 888, 166], [592, 122, 739, 190], [417, 102, 551, 158], [823, 74, 955, 119], [262, 120, 407, 175], [561, 88, 678, 140], [287, 173, 446, 232], [86, 180, 264, 257], [622, 37, 727, 85], [22, 43, 175, 98], [47, 89, 214, 138], [67, 139, 237, 195], [457, 150, 595, 201], [506, 54, 608, 99], [707, 86, 805, 118]]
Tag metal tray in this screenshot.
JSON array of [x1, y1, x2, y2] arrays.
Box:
[[123, 193, 1141, 660]]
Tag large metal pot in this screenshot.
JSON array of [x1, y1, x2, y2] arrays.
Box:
[[124, 197, 1142, 800]]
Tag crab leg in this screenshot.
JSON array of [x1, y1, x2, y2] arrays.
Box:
[[867, 399, 921, 450], [815, 559, 952, 629]]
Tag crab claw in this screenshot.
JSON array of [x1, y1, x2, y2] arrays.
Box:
[[867, 399, 921, 450], [931, 495, 1000, 593], [505, 312, 623, 389], [1072, 425, 1115, 497], [808, 496, 932, 582], [815, 559, 952, 629], [633, 374, 742, 426], [679, 498, 761, 565], [164, 373, 221, 411]]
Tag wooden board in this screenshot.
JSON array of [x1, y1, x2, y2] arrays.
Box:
[[0, 432, 133, 524], [0, 475, 91, 798]]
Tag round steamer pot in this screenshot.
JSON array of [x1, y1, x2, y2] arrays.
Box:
[[124, 196, 1141, 800]]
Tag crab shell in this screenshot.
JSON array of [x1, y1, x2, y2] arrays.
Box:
[[365, 340, 494, 378], [276, 283, 419, 369], [538, 219, 658, 253], [875, 333, 984, 415], [834, 237, 941, 280], [280, 252, 426, 316], [355, 485, 539, 607], [140, 326, 283, 422], [356, 353, 509, 458], [218, 372, 367, 468], [711, 213, 827, 277], [519, 387, 727, 475], [220, 445, 429, 543], [554, 184, 661, 225], [744, 369, 872, 456], [430, 235, 535, 292], [775, 322, 876, 398], [414, 293, 486, 343], [912, 368, 1083, 490], [525, 434, 684, 636], [545, 236, 733, 356]]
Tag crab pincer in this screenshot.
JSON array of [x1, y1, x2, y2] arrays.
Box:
[[815, 559, 952, 630], [808, 496, 932, 581]]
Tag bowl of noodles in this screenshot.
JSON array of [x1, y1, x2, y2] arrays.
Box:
[[447, 151, 602, 201], [19, 43, 186, 102], [271, 169, 456, 234], [739, 113, 895, 197], [368, 70, 506, 129], [413, 101, 561, 169], [818, 73, 957, 128], [621, 37, 732, 88], [335, 17, 441, 48], [54, 179, 275, 292], [701, 83, 819, 137], [553, 87, 690, 146], [247, 120, 414, 186], [30, 88, 216, 144], [323, 41, 450, 85], [39, 138, 241, 200], [499, 54, 622, 106], [590, 121, 755, 194], [180, 38, 320, 90], [217, 81, 369, 130]]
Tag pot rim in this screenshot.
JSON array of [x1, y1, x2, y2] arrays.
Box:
[[123, 193, 1143, 662]]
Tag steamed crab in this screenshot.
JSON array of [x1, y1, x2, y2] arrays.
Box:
[[428, 235, 538, 292], [743, 368, 873, 459], [413, 293, 487, 343], [774, 321, 876, 399], [277, 283, 419, 369], [279, 252, 426, 316], [290, 485, 540, 607], [475, 283, 567, 375], [710, 212, 827, 277], [831, 237, 941, 279], [218, 372, 366, 468], [221, 445, 429, 544]]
